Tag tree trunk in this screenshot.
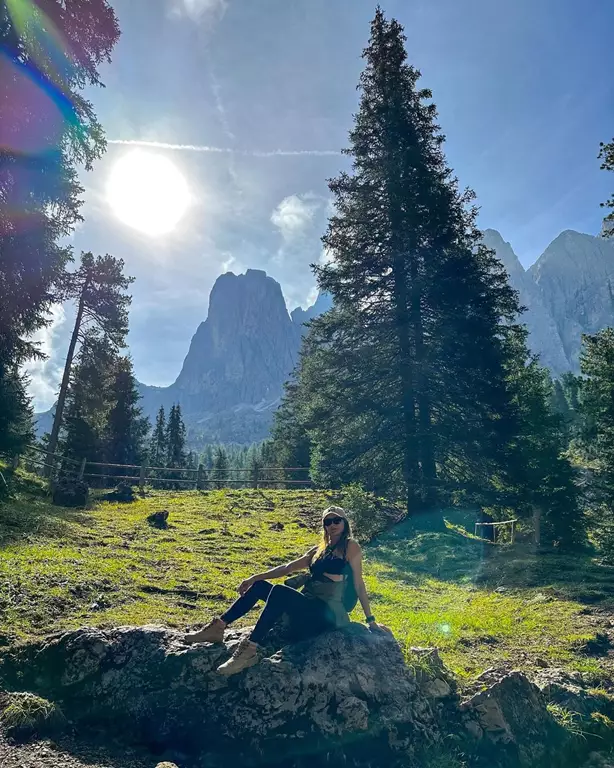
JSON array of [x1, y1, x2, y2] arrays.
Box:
[[411, 271, 437, 507], [45, 293, 87, 477], [391, 255, 420, 516]]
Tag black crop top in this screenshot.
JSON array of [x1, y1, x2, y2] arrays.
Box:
[[310, 550, 348, 578]]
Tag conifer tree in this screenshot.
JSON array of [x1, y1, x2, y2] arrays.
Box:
[[0, 1, 120, 452], [166, 404, 187, 468], [290, 9, 522, 516], [579, 329, 614, 504], [46, 252, 133, 471], [599, 138, 614, 235], [61, 333, 116, 467], [213, 446, 229, 489], [149, 407, 167, 468], [104, 357, 149, 470]]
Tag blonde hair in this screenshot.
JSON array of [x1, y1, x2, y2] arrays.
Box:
[[314, 506, 352, 560]]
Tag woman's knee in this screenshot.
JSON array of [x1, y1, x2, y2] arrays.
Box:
[[267, 584, 291, 606], [251, 580, 273, 599]]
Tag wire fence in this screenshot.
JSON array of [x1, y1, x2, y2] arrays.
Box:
[[4, 444, 313, 492]]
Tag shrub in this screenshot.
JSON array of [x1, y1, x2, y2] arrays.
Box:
[[341, 483, 391, 542], [0, 692, 65, 739]]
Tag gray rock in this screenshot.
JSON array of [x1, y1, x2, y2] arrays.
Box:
[[529, 230, 614, 370], [482, 229, 570, 374], [461, 671, 566, 767], [134, 272, 330, 445], [0, 625, 440, 766]]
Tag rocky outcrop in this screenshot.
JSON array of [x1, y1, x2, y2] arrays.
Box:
[[482, 230, 570, 374], [291, 291, 333, 332], [136, 272, 328, 445], [2, 625, 612, 767], [0, 625, 442, 767], [529, 230, 614, 370]]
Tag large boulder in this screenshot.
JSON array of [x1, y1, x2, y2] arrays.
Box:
[[461, 671, 566, 767], [1, 625, 611, 767], [0, 625, 443, 766]]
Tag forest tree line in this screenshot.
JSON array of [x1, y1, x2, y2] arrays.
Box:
[[2, 4, 614, 555]]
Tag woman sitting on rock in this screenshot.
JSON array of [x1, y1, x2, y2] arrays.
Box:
[[185, 506, 385, 676]]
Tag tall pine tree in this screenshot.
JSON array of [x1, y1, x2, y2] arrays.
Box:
[[149, 407, 167, 467], [46, 251, 133, 471], [0, 1, 120, 453], [166, 404, 187, 468], [599, 138, 614, 235], [213, 446, 229, 489], [61, 333, 117, 467], [579, 329, 614, 504], [104, 356, 149, 470], [286, 9, 523, 516]]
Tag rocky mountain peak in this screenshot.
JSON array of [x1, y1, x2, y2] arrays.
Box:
[[482, 229, 570, 374], [174, 270, 298, 416], [482, 229, 526, 280]]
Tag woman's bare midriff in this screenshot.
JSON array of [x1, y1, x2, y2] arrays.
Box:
[[323, 572, 344, 582]]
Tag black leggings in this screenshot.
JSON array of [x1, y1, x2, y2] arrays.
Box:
[[221, 580, 334, 644]]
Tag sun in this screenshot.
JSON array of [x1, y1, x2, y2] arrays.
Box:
[[107, 150, 190, 236]]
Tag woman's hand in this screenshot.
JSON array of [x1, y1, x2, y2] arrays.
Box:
[[368, 621, 391, 634], [238, 576, 256, 596]]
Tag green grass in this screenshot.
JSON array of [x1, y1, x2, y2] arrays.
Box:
[[1, 475, 613, 685]]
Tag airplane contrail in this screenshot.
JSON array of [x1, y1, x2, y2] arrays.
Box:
[[107, 138, 342, 157]]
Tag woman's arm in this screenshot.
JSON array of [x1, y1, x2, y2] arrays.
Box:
[[347, 541, 385, 631], [238, 547, 317, 595]]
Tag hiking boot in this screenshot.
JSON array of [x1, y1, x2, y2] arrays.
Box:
[[216, 638, 259, 676], [184, 618, 226, 645]]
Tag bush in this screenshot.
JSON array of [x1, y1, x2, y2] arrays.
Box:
[[0, 692, 65, 740], [341, 483, 391, 542], [52, 477, 89, 508]]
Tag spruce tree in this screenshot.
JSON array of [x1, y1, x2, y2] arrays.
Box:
[[292, 9, 522, 516], [502, 331, 582, 547], [0, 1, 120, 452], [579, 329, 614, 503], [104, 357, 149, 471], [149, 407, 167, 467], [0, 369, 33, 456], [46, 252, 133, 471], [213, 446, 229, 489], [61, 333, 117, 468], [166, 404, 187, 468], [599, 138, 614, 235]]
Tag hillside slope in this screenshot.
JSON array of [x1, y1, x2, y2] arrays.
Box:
[[1, 486, 613, 682]]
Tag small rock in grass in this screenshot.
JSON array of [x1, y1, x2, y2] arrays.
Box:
[[269, 522, 284, 531], [148, 510, 169, 528]]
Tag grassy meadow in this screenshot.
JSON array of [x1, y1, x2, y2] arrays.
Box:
[[1, 473, 613, 685]]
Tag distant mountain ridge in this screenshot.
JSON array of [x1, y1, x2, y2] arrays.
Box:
[[135, 270, 330, 445], [35, 229, 614, 446], [485, 229, 614, 375]]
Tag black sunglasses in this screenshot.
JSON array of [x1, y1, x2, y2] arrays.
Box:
[[323, 516, 344, 527]]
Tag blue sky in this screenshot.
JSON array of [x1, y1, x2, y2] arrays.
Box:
[[27, 0, 614, 410]]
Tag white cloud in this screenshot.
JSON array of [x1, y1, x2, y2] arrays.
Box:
[[170, 0, 228, 22], [271, 193, 323, 243], [22, 305, 68, 412]]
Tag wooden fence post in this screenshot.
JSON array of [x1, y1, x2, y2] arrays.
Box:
[[11, 455, 20, 471], [197, 464, 204, 491], [139, 464, 147, 496], [511, 520, 516, 545], [78, 458, 87, 481]]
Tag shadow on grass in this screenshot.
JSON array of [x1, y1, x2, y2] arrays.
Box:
[[369, 515, 614, 606], [0, 488, 90, 548]]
